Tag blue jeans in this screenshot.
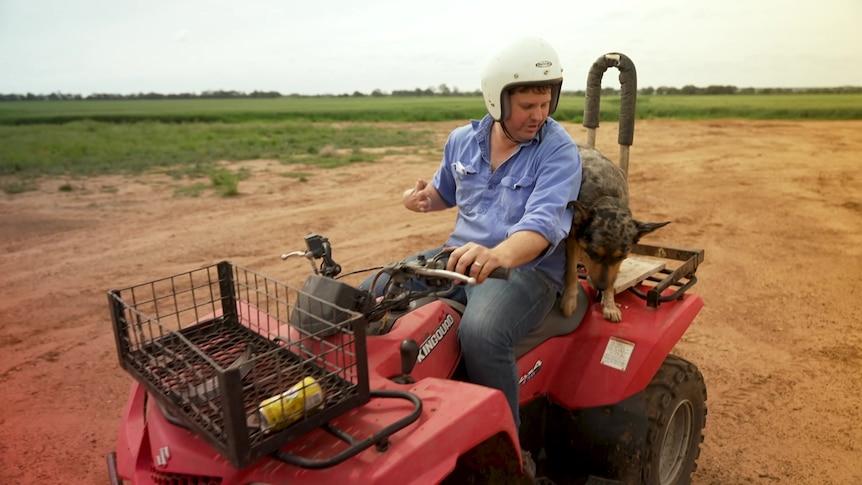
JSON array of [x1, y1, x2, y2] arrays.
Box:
[[359, 247, 557, 428]]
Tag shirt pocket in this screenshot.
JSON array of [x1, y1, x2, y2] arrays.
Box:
[[452, 162, 482, 215], [497, 175, 536, 223]]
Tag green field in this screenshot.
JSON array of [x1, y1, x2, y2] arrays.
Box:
[[2, 93, 861, 125], [1, 94, 860, 194], [0, 120, 437, 192]]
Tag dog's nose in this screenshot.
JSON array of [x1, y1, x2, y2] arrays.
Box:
[[586, 275, 608, 291]]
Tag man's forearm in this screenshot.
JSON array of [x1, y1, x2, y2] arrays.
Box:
[[491, 231, 550, 268]]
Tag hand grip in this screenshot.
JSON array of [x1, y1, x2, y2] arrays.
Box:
[[488, 267, 510, 280], [429, 249, 510, 281]]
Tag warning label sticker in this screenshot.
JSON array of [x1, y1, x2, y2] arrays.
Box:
[[600, 336, 636, 372]]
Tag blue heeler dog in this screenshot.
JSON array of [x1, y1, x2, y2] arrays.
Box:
[[561, 148, 670, 322]]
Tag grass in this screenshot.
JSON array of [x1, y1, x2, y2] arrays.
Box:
[[0, 119, 435, 194], [2, 93, 860, 126], [0, 121, 434, 178], [1, 93, 859, 194], [0, 97, 489, 125], [631, 94, 862, 120], [171, 168, 247, 197]]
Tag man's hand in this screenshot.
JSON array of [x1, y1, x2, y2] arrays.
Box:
[[446, 232, 550, 283], [446, 242, 498, 283], [403, 179, 438, 212]]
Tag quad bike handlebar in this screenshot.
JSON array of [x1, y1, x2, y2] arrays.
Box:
[[283, 248, 482, 285], [283, 234, 510, 327], [283, 233, 508, 291]]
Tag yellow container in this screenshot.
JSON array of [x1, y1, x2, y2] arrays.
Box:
[[258, 376, 325, 433]]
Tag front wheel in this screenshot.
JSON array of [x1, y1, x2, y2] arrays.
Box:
[[641, 354, 707, 485]]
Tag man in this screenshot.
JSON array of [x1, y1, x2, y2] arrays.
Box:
[[369, 36, 581, 430]]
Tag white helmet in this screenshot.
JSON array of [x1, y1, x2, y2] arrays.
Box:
[[481, 37, 564, 122]]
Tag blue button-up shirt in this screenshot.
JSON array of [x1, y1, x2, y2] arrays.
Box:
[[431, 114, 582, 292]]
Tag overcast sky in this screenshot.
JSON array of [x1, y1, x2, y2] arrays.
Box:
[[1, 0, 860, 96]]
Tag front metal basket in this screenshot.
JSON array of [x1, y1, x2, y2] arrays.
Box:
[[108, 261, 370, 469]]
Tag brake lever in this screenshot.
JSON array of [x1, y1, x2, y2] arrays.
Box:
[[280, 234, 343, 278], [280, 250, 320, 275], [413, 267, 476, 285]]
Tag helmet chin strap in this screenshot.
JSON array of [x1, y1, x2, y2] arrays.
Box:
[[499, 121, 520, 144], [499, 120, 545, 145]]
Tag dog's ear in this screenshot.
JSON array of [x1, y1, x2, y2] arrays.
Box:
[[634, 220, 671, 240], [568, 201, 591, 228]]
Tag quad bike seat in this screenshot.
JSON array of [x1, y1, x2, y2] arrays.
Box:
[[386, 282, 588, 359], [515, 283, 589, 358]]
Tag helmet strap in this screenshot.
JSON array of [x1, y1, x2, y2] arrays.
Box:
[[499, 120, 545, 145], [500, 121, 521, 144]]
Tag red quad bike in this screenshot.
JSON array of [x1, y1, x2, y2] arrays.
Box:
[[106, 54, 707, 485]]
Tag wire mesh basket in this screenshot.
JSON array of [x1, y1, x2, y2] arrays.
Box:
[[108, 261, 370, 468]]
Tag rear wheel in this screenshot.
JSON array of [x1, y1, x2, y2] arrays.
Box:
[[642, 354, 707, 485], [528, 355, 707, 484]]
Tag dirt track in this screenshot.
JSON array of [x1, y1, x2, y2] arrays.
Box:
[[1, 120, 860, 484]]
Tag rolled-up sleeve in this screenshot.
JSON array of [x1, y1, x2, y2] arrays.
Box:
[[508, 132, 581, 251]]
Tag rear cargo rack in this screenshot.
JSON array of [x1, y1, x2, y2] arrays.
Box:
[[629, 244, 705, 307], [108, 261, 370, 469]]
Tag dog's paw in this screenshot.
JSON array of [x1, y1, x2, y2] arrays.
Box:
[[560, 292, 579, 317], [602, 304, 622, 323]]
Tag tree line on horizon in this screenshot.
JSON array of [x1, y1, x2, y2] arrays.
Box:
[[1, 84, 860, 102]]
